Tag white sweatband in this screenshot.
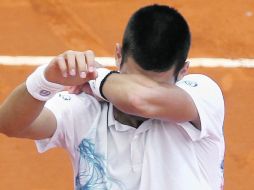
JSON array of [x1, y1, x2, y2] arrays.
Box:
[[26, 64, 64, 101], [89, 68, 119, 101]]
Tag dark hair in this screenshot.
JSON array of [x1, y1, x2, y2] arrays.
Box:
[[121, 4, 191, 75]]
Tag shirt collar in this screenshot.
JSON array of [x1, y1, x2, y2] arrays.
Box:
[[107, 103, 153, 134], [107, 103, 115, 127]]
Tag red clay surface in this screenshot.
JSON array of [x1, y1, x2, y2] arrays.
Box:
[[0, 1, 254, 189]]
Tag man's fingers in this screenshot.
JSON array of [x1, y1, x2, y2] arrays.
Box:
[[76, 52, 87, 78], [65, 50, 76, 76], [53, 50, 100, 81], [85, 50, 95, 72], [56, 56, 67, 78]]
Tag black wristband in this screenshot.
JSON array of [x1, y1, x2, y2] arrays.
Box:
[[99, 70, 120, 100]]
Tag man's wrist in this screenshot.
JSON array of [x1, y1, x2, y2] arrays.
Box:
[[26, 64, 64, 101], [88, 68, 119, 101], [99, 70, 119, 100]]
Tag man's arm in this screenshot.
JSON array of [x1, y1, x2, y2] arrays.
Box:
[[0, 50, 97, 139], [0, 83, 53, 139], [102, 73, 200, 128]]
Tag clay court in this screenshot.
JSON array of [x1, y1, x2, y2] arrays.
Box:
[[0, 0, 254, 189]]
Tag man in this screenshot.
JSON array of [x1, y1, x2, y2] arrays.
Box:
[[0, 4, 224, 190]]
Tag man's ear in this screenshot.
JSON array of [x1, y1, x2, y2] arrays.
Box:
[[177, 61, 189, 81], [115, 43, 122, 70]]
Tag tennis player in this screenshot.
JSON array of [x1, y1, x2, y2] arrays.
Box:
[[0, 5, 225, 190]]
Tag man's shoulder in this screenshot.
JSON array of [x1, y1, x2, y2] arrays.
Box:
[[52, 91, 99, 104], [45, 91, 102, 116], [178, 74, 222, 93], [177, 73, 224, 113], [181, 74, 216, 85]]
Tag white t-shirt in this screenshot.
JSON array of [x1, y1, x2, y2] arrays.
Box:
[[36, 74, 225, 190]]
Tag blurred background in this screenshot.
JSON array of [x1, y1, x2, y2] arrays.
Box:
[[0, 0, 254, 189]]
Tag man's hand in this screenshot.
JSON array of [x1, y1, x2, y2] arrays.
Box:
[[45, 50, 98, 86], [0, 50, 102, 139]]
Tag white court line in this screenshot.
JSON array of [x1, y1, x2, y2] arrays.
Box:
[[0, 56, 254, 68], [0, 56, 115, 66]]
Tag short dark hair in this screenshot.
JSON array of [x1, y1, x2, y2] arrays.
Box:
[[121, 4, 191, 75]]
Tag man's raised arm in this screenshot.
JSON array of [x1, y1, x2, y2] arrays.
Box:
[[0, 50, 97, 139], [91, 71, 200, 128]]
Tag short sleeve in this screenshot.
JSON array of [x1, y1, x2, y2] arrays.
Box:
[[35, 92, 69, 153], [176, 74, 224, 141], [35, 91, 101, 153]]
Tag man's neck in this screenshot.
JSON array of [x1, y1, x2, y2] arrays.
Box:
[[113, 107, 148, 128]]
